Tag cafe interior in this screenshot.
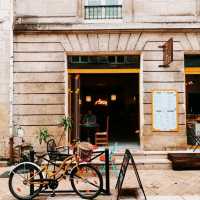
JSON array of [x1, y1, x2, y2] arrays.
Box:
[[79, 74, 140, 147]]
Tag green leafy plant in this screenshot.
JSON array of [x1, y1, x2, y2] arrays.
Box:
[[59, 116, 73, 132], [58, 116, 73, 148], [37, 128, 52, 144]]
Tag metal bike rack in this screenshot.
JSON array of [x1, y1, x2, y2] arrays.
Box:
[[29, 148, 110, 196]]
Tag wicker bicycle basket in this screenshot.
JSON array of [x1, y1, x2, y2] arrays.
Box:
[[78, 142, 93, 161]]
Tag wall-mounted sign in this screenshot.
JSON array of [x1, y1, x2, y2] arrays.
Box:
[[159, 38, 173, 67], [152, 90, 178, 132]]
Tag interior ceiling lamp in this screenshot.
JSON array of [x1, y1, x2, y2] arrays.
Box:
[[86, 96, 92, 102], [186, 81, 194, 86], [111, 94, 117, 101], [95, 98, 108, 106]]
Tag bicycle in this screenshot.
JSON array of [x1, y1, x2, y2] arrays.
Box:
[[8, 140, 103, 200]]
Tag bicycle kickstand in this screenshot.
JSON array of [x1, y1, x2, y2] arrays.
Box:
[[50, 189, 56, 197]]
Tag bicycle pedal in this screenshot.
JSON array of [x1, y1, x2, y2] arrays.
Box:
[[50, 193, 56, 197], [50, 189, 56, 197]]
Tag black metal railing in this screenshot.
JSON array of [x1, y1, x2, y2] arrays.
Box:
[[85, 5, 122, 20]]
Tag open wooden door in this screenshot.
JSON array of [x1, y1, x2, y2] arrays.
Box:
[[74, 74, 81, 140], [68, 74, 81, 142]]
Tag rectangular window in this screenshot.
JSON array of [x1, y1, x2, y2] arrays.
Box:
[[68, 55, 140, 69], [85, 0, 122, 20]]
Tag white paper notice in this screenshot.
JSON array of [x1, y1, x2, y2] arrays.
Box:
[[152, 90, 178, 131]]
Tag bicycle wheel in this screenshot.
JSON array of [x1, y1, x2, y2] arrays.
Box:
[[9, 162, 43, 200], [70, 164, 103, 199]]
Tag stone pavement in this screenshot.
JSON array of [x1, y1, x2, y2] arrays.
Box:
[[46, 195, 200, 200], [0, 167, 200, 200]]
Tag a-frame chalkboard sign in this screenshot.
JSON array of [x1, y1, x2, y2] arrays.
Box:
[[114, 149, 147, 200]]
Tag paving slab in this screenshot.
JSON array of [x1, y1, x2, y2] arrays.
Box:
[[183, 196, 200, 200]]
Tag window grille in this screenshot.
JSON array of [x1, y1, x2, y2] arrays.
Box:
[[85, 0, 122, 19]]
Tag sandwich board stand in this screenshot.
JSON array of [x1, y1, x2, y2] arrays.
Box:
[[113, 149, 147, 200]]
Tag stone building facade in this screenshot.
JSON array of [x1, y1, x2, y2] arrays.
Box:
[[0, 0, 13, 157], [2, 0, 200, 156]]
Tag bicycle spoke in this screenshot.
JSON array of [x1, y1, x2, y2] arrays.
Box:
[[74, 174, 100, 189], [23, 163, 26, 179], [12, 170, 27, 181]]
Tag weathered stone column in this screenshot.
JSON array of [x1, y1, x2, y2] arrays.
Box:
[[141, 40, 187, 150], [0, 0, 13, 157]]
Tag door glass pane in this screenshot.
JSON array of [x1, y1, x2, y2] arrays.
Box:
[[105, 6, 119, 18], [105, 0, 121, 18], [106, 0, 118, 5], [88, 0, 101, 5], [87, 7, 102, 19], [87, 0, 102, 19]]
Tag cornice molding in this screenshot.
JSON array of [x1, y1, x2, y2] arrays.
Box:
[[14, 22, 200, 33]]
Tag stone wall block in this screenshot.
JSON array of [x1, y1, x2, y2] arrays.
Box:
[[14, 94, 65, 104], [14, 105, 65, 115], [14, 73, 64, 83], [14, 83, 64, 94]]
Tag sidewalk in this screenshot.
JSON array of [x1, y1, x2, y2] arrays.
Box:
[[0, 167, 200, 200], [45, 195, 200, 200], [39, 195, 200, 200]]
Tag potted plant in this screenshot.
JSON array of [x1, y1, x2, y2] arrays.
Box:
[[59, 116, 73, 132], [58, 116, 73, 152], [36, 128, 53, 153], [37, 128, 53, 145]]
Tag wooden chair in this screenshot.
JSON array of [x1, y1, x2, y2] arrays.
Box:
[[187, 126, 200, 152], [95, 116, 109, 146]]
